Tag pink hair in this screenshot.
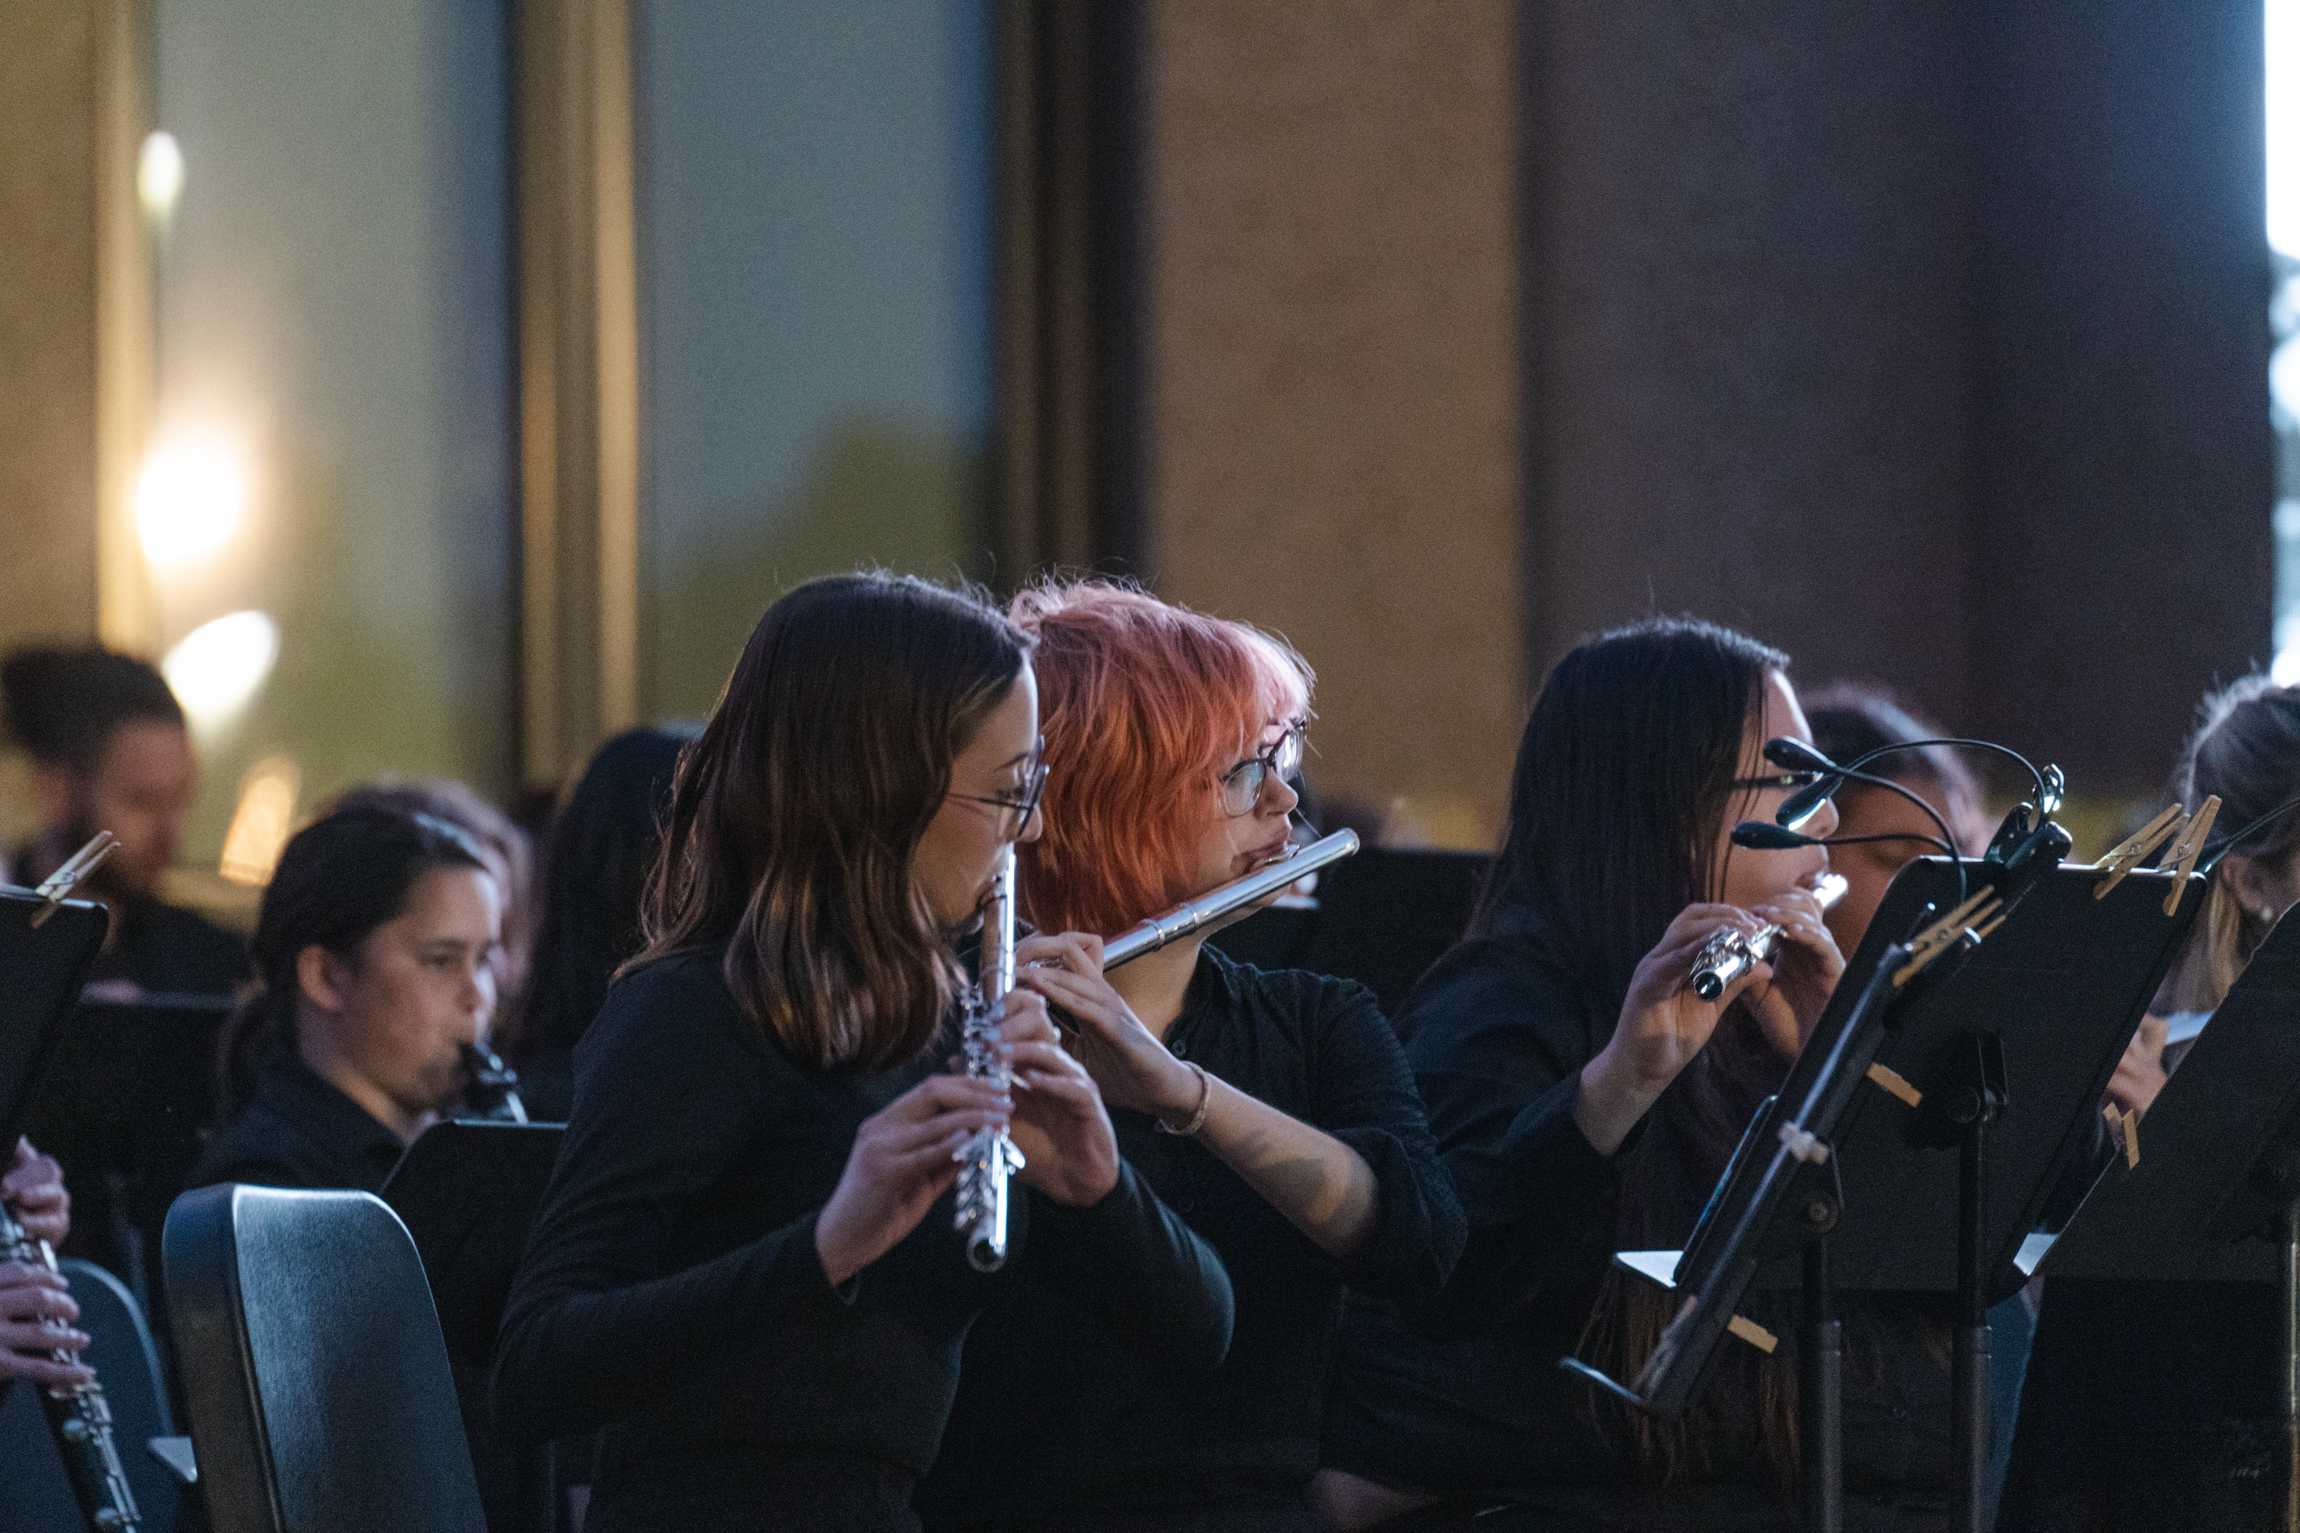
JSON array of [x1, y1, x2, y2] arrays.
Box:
[[1009, 581, 1311, 936]]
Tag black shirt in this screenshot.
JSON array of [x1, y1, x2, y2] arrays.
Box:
[[491, 952, 1234, 1533], [921, 950, 1464, 1532], [93, 894, 246, 998], [185, 1049, 407, 1194], [1326, 924, 1955, 1530]]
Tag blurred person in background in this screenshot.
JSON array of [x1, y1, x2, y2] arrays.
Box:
[[1801, 684, 1994, 959], [498, 725, 694, 1122], [2000, 676, 2300, 1530], [1, 645, 245, 996]]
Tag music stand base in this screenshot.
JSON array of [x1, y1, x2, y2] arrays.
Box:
[[1801, 1239, 1843, 1533], [2281, 1194, 2300, 1533]]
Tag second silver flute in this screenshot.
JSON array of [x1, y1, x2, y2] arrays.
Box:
[[1687, 872, 1848, 1000], [954, 846, 1025, 1271], [1103, 829, 1361, 970]]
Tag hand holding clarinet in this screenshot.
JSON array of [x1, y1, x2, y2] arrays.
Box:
[[1, 1138, 88, 1392]]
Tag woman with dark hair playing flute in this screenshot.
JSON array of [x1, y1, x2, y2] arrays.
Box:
[[1315, 618, 1991, 1532], [919, 580, 1462, 1533], [492, 573, 1232, 1533]]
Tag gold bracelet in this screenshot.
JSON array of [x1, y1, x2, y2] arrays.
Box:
[[1156, 1061, 1212, 1136]]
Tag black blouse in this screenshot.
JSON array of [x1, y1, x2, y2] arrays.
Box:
[[1326, 925, 1957, 1530], [920, 949, 1464, 1532], [491, 952, 1234, 1533]]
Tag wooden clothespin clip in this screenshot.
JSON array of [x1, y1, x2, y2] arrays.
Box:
[[1726, 1314, 1779, 1355], [1893, 886, 2003, 989], [29, 832, 117, 929], [2100, 1101, 2140, 1169], [1865, 1062, 1923, 1109], [2157, 795, 2220, 917], [2093, 803, 2191, 902]]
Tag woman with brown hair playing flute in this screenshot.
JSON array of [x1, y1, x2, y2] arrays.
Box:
[[920, 580, 1463, 1533], [492, 573, 1232, 1532]]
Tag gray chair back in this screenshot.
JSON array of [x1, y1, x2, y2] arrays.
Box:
[[164, 1184, 484, 1533]]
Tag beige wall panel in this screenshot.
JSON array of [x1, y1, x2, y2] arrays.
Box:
[[1143, 0, 1521, 847], [0, 2, 101, 648], [0, 3, 103, 852]]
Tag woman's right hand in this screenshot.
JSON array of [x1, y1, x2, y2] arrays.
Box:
[[0, 1260, 90, 1390], [814, 1074, 1012, 1287], [1574, 903, 1772, 1155]]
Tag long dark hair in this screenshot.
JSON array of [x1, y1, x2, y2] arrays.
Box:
[[219, 806, 490, 1115], [1477, 616, 1796, 1481], [2163, 676, 2300, 1014], [507, 725, 694, 1061], [629, 572, 1032, 1073]]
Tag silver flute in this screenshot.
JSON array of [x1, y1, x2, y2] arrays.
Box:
[[1103, 828, 1361, 971], [954, 845, 1026, 1271], [1687, 872, 1849, 1000]]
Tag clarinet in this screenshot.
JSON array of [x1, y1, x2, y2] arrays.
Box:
[[458, 1041, 530, 1123], [1, 1198, 140, 1531], [953, 846, 1025, 1271]]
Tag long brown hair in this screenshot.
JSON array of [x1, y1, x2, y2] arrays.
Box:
[[627, 572, 1032, 1072], [2162, 676, 2300, 1015], [1476, 616, 1800, 1482]]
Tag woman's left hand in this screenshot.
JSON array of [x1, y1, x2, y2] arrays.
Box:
[[4, 1139, 69, 1247], [987, 990, 1120, 1208], [1744, 889, 1846, 1057], [1012, 932, 1199, 1119]]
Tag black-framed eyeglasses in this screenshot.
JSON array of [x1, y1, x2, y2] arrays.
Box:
[[1218, 723, 1306, 817], [949, 748, 1050, 838], [1729, 770, 1827, 793]]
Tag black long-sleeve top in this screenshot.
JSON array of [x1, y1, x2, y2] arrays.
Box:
[[185, 1048, 408, 1194], [919, 949, 1464, 1532], [492, 952, 1234, 1533], [1327, 925, 1958, 1530]]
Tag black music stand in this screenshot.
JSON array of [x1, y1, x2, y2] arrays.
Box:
[[0, 889, 112, 1163], [1565, 857, 2202, 1533], [20, 992, 233, 1311], [2024, 905, 2300, 1529], [380, 1118, 565, 1533]]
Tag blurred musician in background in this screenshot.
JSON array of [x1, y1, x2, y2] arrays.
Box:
[[2001, 676, 2300, 1531], [920, 581, 1462, 1533], [188, 804, 503, 1193], [1804, 682, 2034, 1525], [492, 574, 1232, 1533], [0, 1138, 85, 1393], [1802, 683, 1994, 958], [496, 725, 694, 1121], [1318, 619, 1962, 1532], [1, 646, 244, 996]]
